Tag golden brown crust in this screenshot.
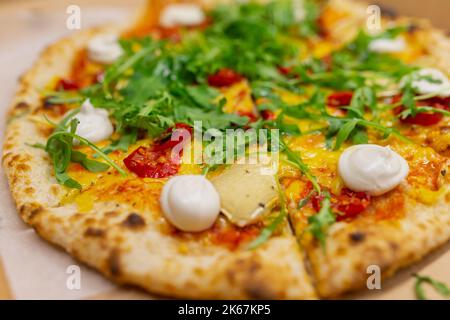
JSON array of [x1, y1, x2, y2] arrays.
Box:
[[304, 196, 450, 297]]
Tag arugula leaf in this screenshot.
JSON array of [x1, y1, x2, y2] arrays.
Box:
[[329, 117, 407, 148], [298, 191, 314, 209], [43, 90, 84, 105], [306, 192, 335, 250], [398, 106, 450, 119], [347, 87, 377, 117], [351, 127, 369, 145], [276, 112, 301, 136], [401, 81, 417, 116], [100, 129, 138, 155], [280, 139, 320, 192], [185, 85, 220, 109], [247, 175, 287, 250], [71, 151, 110, 173], [102, 42, 157, 95], [43, 115, 126, 190], [48, 130, 126, 176], [334, 118, 358, 150], [414, 274, 450, 300], [46, 118, 81, 189], [26, 142, 46, 150]]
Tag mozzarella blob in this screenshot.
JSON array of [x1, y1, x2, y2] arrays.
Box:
[[160, 175, 220, 232], [87, 34, 123, 64], [368, 37, 406, 53], [338, 144, 409, 196], [402, 68, 450, 97], [72, 99, 114, 143], [160, 4, 205, 28]]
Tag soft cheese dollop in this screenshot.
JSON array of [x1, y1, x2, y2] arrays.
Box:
[[402, 68, 450, 97], [72, 99, 114, 143], [368, 37, 406, 53], [87, 34, 123, 64], [160, 175, 220, 232], [338, 144, 409, 196], [160, 4, 205, 28]]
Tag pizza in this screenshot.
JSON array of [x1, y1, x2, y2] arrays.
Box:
[[2, 0, 450, 299]]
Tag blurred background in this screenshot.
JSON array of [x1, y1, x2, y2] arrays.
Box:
[[1, 0, 448, 147], [366, 0, 450, 31], [0, 0, 448, 117]]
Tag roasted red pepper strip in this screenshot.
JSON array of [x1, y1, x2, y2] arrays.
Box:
[[56, 79, 80, 91], [236, 111, 258, 123], [334, 189, 371, 221], [123, 146, 180, 178], [208, 68, 243, 87], [278, 66, 293, 76], [261, 109, 276, 121], [124, 123, 192, 178], [327, 91, 353, 108], [311, 188, 370, 221], [394, 96, 449, 126]]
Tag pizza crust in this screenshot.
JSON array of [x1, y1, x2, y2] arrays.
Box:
[[304, 195, 450, 298]]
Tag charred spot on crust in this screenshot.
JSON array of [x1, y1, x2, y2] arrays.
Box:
[[8, 102, 31, 120], [16, 163, 31, 172], [349, 231, 366, 244], [19, 203, 43, 222], [379, 5, 398, 18], [244, 281, 278, 300], [389, 241, 399, 252], [84, 227, 105, 237], [104, 210, 119, 217], [121, 213, 146, 229], [24, 187, 35, 195], [408, 23, 421, 33], [14, 102, 31, 112], [107, 249, 121, 277]]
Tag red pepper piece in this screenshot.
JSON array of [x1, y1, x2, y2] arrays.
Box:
[[207, 68, 243, 87]]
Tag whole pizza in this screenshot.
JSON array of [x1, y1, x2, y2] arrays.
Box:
[[2, 0, 449, 299]]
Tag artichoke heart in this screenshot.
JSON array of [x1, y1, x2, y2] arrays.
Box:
[[211, 163, 278, 227]]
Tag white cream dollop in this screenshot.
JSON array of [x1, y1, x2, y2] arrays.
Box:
[[160, 175, 220, 232], [402, 68, 450, 97], [338, 144, 409, 196], [72, 99, 113, 143], [160, 4, 205, 28], [87, 34, 123, 64], [368, 37, 406, 53]]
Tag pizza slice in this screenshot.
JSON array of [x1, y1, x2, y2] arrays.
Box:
[[282, 0, 450, 297], [3, 1, 321, 299]]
